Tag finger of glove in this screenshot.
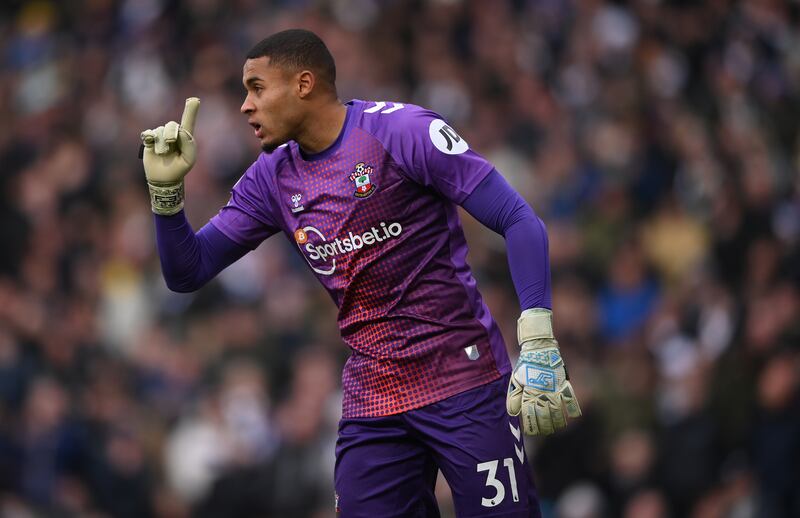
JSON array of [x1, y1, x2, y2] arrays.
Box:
[[180, 97, 200, 135], [177, 128, 197, 167], [533, 394, 555, 436], [522, 413, 539, 436], [520, 397, 540, 435], [152, 126, 171, 155], [141, 129, 156, 148], [561, 381, 582, 418], [506, 376, 523, 416], [163, 121, 180, 145], [550, 395, 567, 431]]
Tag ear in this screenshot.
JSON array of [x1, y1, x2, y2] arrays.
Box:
[[297, 70, 315, 99]]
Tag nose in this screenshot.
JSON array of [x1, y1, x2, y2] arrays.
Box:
[[241, 95, 255, 114]]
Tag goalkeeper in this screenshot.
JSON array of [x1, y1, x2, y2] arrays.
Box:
[[141, 29, 580, 518]]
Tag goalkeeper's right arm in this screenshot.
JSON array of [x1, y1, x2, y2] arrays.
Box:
[[140, 97, 200, 216], [141, 98, 249, 292]]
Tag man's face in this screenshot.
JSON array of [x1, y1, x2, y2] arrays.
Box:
[[240, 57, 301, 153]]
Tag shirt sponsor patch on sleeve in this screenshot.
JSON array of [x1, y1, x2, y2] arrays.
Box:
[[429, 119, 469, 155]]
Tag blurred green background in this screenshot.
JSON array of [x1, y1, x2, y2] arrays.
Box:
[[0, 0, 798, 517]]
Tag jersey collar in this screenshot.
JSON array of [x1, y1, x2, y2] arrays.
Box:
[[296, 101, 355, 162]]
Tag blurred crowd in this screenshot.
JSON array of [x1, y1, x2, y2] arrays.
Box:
[[0, 0, 799, 517]]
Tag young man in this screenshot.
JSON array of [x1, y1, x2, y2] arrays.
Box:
[[141, 29, 580, 518]]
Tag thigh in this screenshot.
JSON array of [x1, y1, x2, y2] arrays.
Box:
[[404, 375, 542, 518], [335, 415, 440, 518]]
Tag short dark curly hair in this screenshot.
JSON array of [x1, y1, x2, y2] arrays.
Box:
[[247, 29, 336, 91]]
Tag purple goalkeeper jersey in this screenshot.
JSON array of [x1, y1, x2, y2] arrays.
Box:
[[210, 100, 511, 418]]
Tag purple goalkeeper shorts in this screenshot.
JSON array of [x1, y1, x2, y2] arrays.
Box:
[[334, 374, 541, 517]]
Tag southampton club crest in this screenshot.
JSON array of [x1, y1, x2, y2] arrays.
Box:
[[349, 162, 376, 198]]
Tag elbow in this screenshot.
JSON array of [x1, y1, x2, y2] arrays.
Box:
[[165, 281, 198, 293], [503, 203, 539, 235], [163, 274, 204, 293], [166, 283, 197, 294], [536, 215, 548, 235]]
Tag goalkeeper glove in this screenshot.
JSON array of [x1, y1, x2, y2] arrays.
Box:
[[139, 97, 200, 215], [507, 308, 581, 435]]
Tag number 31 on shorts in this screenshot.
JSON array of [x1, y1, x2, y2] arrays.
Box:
[[477, 457, 520, 508]]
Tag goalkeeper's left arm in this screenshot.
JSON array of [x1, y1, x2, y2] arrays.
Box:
[[461, 170, 581, 436]]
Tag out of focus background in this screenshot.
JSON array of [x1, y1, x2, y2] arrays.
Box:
[[0, 0, 799, 517]]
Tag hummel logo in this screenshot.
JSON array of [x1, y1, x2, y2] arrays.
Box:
[[291, 194, 304, 213]]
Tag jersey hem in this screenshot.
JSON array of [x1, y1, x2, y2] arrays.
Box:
[[342, 366, 508, 419]]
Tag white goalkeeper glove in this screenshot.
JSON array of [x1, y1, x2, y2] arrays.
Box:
[[507, 308, 581, 435], [139, 97, 200, 215]]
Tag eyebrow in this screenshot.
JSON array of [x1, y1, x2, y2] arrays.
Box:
[[244, 76, 263, 87]]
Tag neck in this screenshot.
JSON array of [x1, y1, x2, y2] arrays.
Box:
[[295, 100, 347, 154]]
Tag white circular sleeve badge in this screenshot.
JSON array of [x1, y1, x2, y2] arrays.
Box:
[[429, 119, 469, 155]]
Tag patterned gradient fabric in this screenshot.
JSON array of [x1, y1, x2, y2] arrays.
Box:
[[212, 100, 511, 417]]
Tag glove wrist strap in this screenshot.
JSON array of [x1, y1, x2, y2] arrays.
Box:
[[518, 308, 554, 345], [148, 180, 184, 216]]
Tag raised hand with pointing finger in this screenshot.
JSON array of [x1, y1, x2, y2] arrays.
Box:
[[140, 97, 200, 215]]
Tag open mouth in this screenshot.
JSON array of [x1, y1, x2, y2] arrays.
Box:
[[249, 121, 263, 138]]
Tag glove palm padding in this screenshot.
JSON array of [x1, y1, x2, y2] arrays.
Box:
[[507, 310, 581, 436], [140, 97, 200, 215]]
